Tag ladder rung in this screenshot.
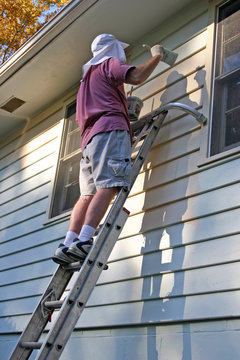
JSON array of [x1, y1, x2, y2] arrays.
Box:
[[21, 342, 42, 349], [44, 300, 64, 309], [64, 261, 108, 271]]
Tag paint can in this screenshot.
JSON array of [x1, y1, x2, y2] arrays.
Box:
[[127, 96, 143, 121]]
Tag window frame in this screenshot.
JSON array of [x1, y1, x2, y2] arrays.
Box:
[[45, 95, 82, 223], [198, 0, 240, 167]]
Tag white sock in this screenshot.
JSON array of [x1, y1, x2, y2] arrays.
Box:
[[78, 225, 95, 243], [63, 231, 78, 247]]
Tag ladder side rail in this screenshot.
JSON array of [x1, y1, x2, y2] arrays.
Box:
[[9, 267, 74, 360]]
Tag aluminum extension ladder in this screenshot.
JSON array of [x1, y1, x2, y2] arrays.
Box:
[[9, 103, 206, 360]]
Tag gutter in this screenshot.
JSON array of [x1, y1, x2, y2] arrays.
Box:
[[0, 0, 99, 85]]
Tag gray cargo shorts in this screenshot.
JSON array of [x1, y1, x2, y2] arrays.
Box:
[[79, 130, 131, 195]]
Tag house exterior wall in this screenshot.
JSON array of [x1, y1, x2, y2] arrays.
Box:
[[1, 0, 240, 359]]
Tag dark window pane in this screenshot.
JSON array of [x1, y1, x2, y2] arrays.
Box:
[[215, 0, 240, 76], [66, 101, 77, 118], [65, 130, 81, 156], [51, 157, 80, 217], [63, 183, 80, 211], [61, 159, 80, 212], [64, 102, 81, 157], [223, 12, 240, 41], [227, 75, 240, 110], [64, 161, 80, 186], [225, 108, 240, 146], [67, 113, 79, 133], [223, 36, 240, 73]]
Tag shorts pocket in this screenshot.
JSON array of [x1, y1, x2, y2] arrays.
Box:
[[108, 158, 131, 178]]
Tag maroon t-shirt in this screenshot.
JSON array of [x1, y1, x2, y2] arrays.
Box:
[[76, 57, 134, 150]]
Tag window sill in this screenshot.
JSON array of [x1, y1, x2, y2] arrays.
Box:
[[43, 210, 72, 226], [198, 145, 240, 168]]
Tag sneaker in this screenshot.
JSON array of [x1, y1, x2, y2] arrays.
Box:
[[52, 243, 77, 265], [67, 238, 108, 270], [66, 238, 93, 261]]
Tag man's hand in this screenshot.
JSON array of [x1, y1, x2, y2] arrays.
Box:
[[143, 44, 164, 58], [150, 45, 164, 58]]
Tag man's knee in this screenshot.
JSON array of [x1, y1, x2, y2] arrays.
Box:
[[97, 187, 118, 196], [81, 195, 94, 202]]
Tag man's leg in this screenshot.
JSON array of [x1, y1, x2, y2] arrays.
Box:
[[52, 195, 93, 265], [67, 187, 117, 244], [83, 187, 118, 229], [68, 195, 94, 233], [68, 187, 117, 235], [60, 195, 93, 247], [67, 187, 118, 260]]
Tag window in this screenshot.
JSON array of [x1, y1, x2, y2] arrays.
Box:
[[51, 101, 81, 218], [210, 0, 240, 156]]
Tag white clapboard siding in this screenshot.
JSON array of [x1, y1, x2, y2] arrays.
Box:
[[0, 123, 60, 175], [130, 151, 199, 196], [155, 112, 201, 146], [1, 252, 240, 317], [0, 314, 32, 334], [0, 276, 52, 302], [2, 289, 240, 333], [1, 170, 53, 216], [0, 109, 63, 164], [0, 119, 63, 258], [1, 196, 50, 229], [2, 225, 239, 300], [131, 155, 240, 198], [76, 290, 240, 328], [89, 261, 240, 306], [0, 258, 56, 287], [42, 291, 240, 331], [1, 163, 54, 210], [0, 240, 62, 276], [122, 199, 239, 243], [140, 79, 203, 120], [0, 137, 59, 193], [1, 234, 239, 328], [1, 210, 47, 243], [126, 181, 240, 220], [98, 235, 240, 284], [121, 207, 240, 242], [1, 2, 240, 339], [0, 219, 68, 255], [130, 31, 207, 102], [130, 26, 208, 87], [143, 129, 200, 171], [0, 296, 42, 318], [140, 66, 205, 112], [109, 213, 240, 262]]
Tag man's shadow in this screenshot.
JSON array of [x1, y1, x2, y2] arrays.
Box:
[[139, 69, 206, 359]]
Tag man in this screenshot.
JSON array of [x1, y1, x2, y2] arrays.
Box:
[[52, 34, 163, 265]]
